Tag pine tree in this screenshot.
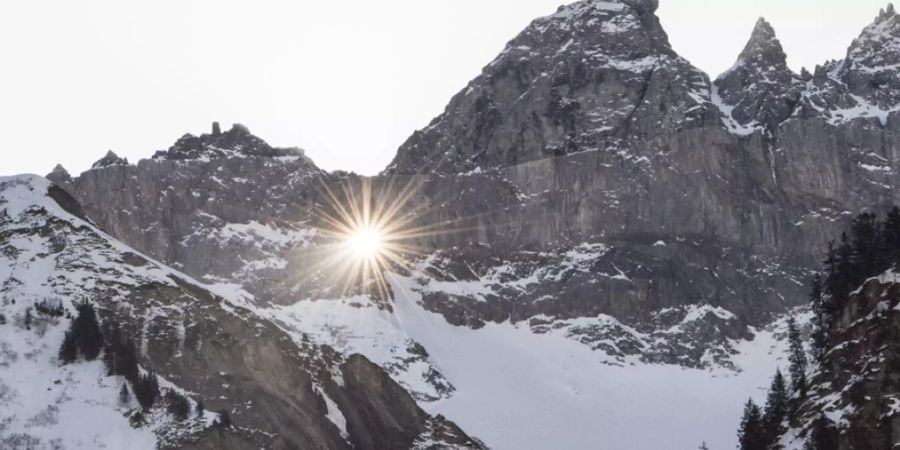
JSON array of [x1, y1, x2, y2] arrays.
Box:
[[738, 398, 764, 450], [119, 383, 131, 406], [135, 370, 160, 410], [102, 324, 140, 382], [103, 325, 122, 375], [762, 369, 789, 447], [849, 211, 884, 279], [195, 399, 205, 418], [787, 315, 808, 398], [58, 330, 78, 364], [24, 308, 32, 330], [809, 274, 829, 361], [804, 416, 839, 450], [883, 207, 900, 267], [165, 390, 191, 421], [698, 442, 709, 450], [72, 302, 104, 360], [118, 337, 140, 382], [216, 410, 232, 428]]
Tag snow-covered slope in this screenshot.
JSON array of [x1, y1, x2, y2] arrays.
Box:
[[228, 262, 808, 450], [0, 175, 484, 450], [0, 175, 210, 448]]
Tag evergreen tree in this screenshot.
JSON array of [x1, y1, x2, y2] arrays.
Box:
[[118, 383, 131, 406], [787, 315, 808, 397], [165, 390, 191, 421], [195, 399, 205, 418], [738, 398, 764, 450], [216, 410, 232, 428], [102, 326, 120, 376], [803, 416, 839, 450], [24, 308, 32, 330], [117, 337, 140, 382], [849, 211, 885, 279], [809, 274, 829, 361], [883, 207, 900, 267], [72, 302, 104, 360], [698, 442, 709, 450], [832, 233, 853, 307], [58, 330, 78, 364], [102, 324, 139, 382], [762, 369, 789, 447], [135, 370, 160, 410]]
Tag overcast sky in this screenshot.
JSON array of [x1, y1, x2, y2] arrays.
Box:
[[0, 0, 891, 177]]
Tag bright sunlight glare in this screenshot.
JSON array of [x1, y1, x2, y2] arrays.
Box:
[[347, 226, 385, 259]]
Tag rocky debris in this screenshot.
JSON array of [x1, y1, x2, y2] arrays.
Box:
[[91, 150, 130, 169]]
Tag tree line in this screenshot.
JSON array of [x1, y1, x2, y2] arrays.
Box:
[[737, 208, 900, 450], [57, 301, 230, 427], [737, 314, 807, 450]]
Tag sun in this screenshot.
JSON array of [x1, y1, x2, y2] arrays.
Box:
[[346, 225, 385, 259], [306, 175, 468, 300]]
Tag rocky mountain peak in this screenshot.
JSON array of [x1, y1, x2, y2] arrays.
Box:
[[713, 17, 802, 132], [152, 122, 305, 161], [91, 150, 129, 169], [878, 2, 897, 22], [737, 18, 788, 67], [49, 163, 70, 178], [839, 3, 900, 109], [386, 0, 714, 174]]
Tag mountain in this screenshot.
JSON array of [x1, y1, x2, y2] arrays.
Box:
[[0, 175, 483, 449], [27, 1, 900, 449]]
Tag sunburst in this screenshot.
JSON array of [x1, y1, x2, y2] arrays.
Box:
[[311, 175, 434, 300]]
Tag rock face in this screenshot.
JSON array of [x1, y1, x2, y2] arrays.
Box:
[[0, 175, 483, 450]]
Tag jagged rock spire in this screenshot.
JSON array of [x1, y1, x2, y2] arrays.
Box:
[[153, 123, 303, 161], [878, 3, 897, 22], [737, 18, 788, 68], [713, 18, 802, 131], [91, 150, 129, 169], [46, 163, 73, 187], [841, 2, 900, 108]]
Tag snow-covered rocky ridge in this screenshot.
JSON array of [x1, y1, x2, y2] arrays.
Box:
[[0, 175, 484, 450]]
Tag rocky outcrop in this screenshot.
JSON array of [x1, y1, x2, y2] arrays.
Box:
[[91, 150, 130, 169]]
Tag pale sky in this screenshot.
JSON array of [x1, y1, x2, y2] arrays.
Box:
[[0, 0, 892, 177]]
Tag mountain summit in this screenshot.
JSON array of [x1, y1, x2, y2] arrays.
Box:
[[713, 17, 803, 131], [737, 18, 788, 66], [385, 0, 714, 174]]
